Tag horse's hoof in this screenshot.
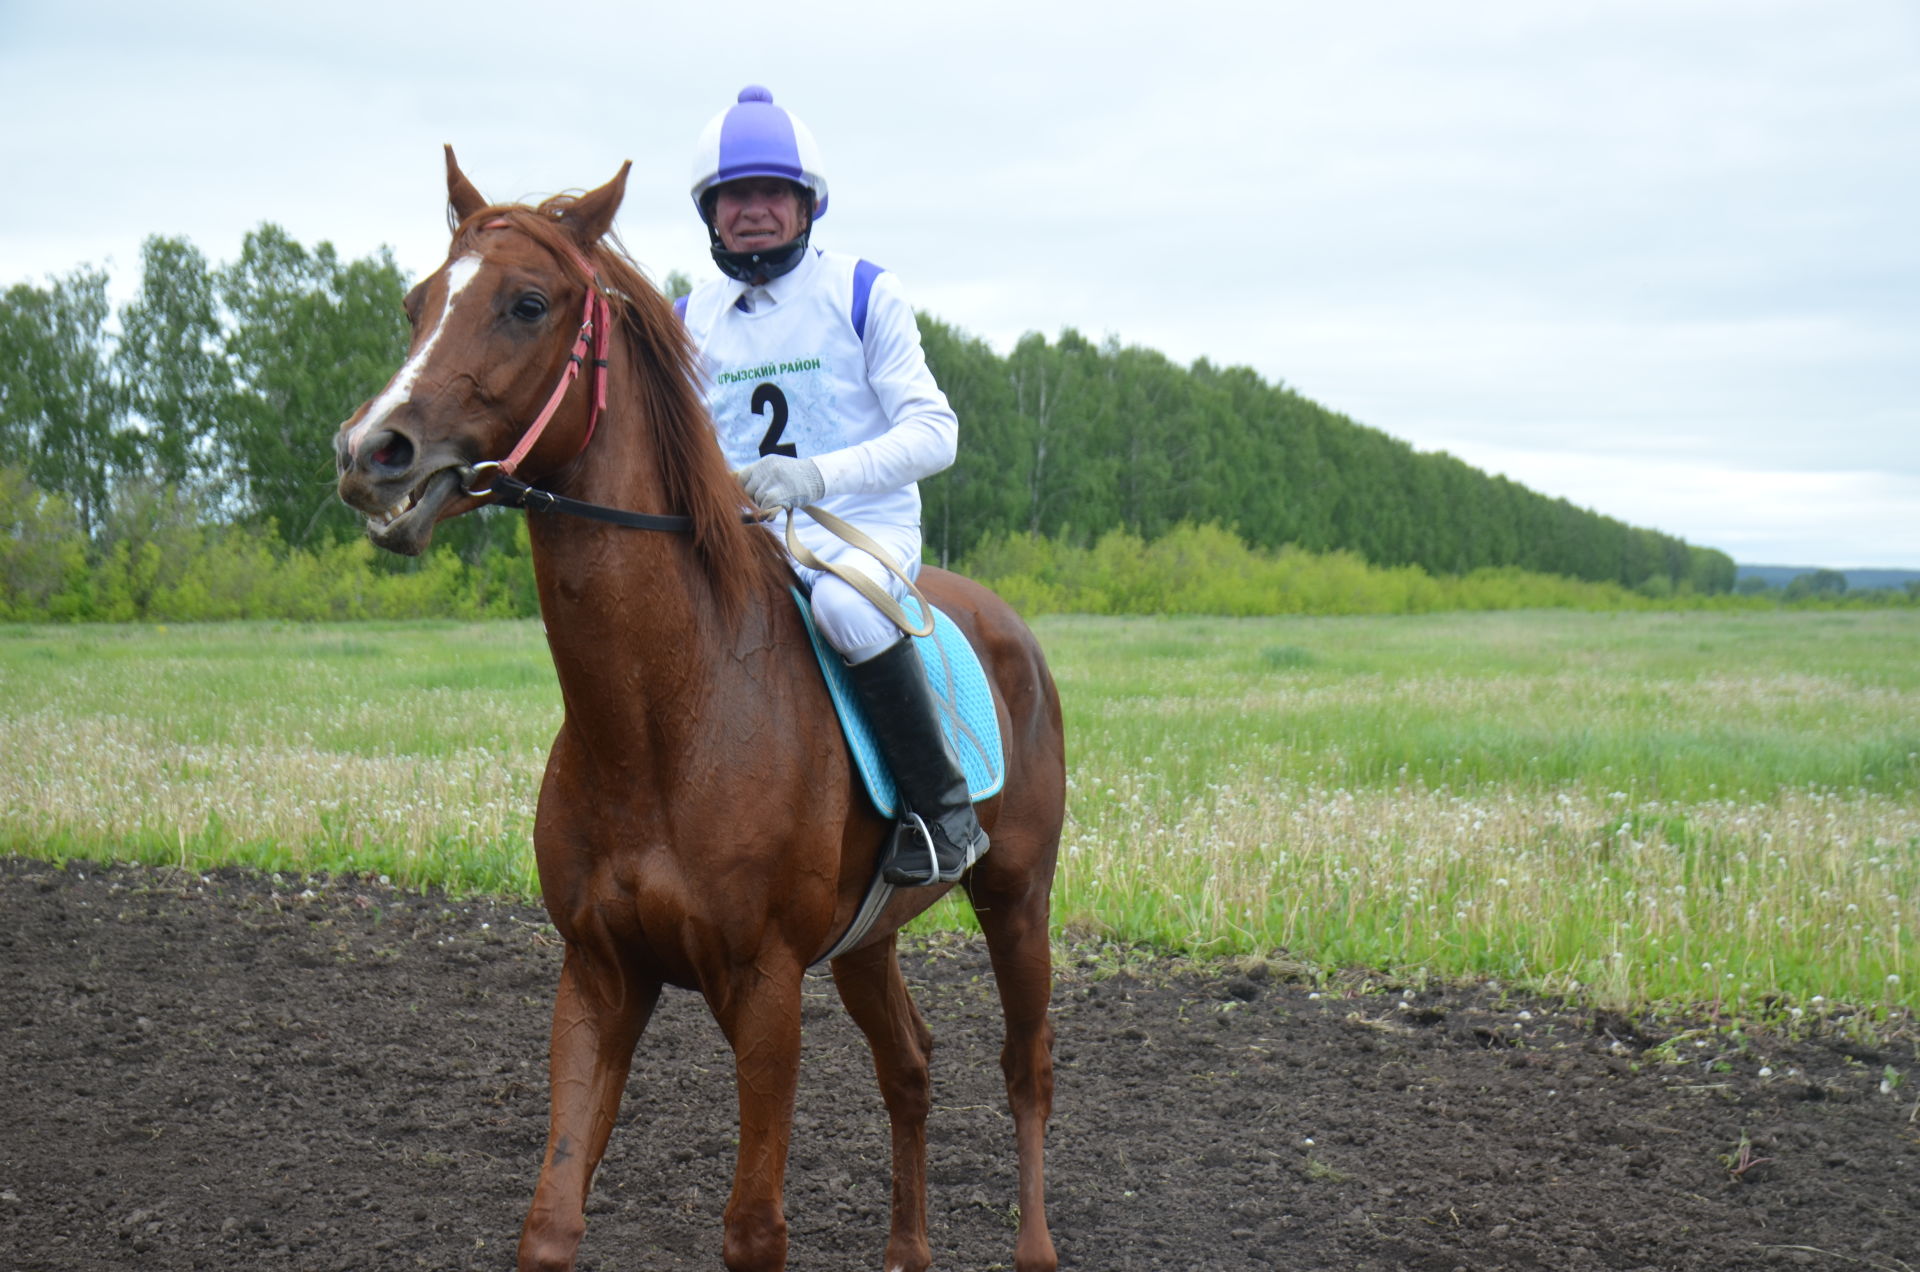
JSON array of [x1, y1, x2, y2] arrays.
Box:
[[1014, 1230, 1058, 1272], [518, 1217, 585, 1272], [882, 1234, 932, 1272]]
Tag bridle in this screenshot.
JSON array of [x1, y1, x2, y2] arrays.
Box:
[[458, 223, 607, 496], [456, 222, 697, 533]]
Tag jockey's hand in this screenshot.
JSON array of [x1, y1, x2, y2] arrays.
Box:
[[736, 455, 825, 511]]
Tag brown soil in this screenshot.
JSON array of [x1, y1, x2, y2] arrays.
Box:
[[2, 856, 1916, 1272]]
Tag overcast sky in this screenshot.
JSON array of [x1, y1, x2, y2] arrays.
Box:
[[4, 0, 1915, 567]]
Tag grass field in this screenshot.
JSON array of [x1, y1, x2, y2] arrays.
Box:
[[2, 609, 1914, 1020]]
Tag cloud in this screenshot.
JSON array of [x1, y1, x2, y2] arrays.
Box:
[[3, 0, 1915, 566]]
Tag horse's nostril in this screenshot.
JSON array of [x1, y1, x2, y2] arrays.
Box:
[[369, 434, 415, 472]]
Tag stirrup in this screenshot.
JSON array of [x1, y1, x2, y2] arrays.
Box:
[[880, 813, 986, 887], [883, 813, 941, 887]]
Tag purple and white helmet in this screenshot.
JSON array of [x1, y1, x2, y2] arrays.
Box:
[[690, 86, 829, 220]]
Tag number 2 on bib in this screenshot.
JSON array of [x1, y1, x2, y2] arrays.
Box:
[[751, 383, 796, 458]]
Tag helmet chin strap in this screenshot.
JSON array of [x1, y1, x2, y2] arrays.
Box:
[[709, 226, 813, 284]]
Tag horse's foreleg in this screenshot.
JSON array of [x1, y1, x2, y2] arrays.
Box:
[[709, 958, 805, 1272], [830, 935, 935, 1272], [518, 942, 660, 1272], [972, 877, 1059, 1272]]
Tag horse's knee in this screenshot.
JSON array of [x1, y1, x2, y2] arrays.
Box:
[[1001, 1016, 1056, 1076], [884, 1017, 935, 1117], [880, 1064, 933, 1124], [722, 1198, 788, 1272]]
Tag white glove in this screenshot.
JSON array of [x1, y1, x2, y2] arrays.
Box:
[[736, 455, 825, 510]]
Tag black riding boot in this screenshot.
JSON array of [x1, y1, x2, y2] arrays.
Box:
[[844, 637, 989, 886]]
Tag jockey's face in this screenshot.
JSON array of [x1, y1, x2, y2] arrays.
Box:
[[713, 178, 807, 253]]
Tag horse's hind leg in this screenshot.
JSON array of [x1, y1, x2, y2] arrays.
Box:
[[831, 935, 935, 1272], [968, 857, 1059, 1272], [519, 942, 661, 1272]]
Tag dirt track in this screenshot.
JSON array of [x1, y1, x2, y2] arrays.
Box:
[[2, 856, 1916, 1271]]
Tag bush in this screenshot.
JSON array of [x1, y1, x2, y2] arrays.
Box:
[[956, 524, 1787, 619], [0, 466, 1905, 624], [0, 467, 89, 620], [0, 466, 542, 623]]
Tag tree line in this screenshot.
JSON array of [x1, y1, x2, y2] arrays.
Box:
[[2, 223, 1735, 620], [917, 322, 1734, 593]]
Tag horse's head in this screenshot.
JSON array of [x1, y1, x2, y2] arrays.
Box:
[[335, 147, 630, 555]]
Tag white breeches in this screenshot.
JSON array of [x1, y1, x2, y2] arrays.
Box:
[[786, 520, 921, 664]]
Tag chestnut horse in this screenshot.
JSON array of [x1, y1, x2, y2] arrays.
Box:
[[333, 150, 1063, 1272]]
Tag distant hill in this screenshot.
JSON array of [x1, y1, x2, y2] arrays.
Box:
[[1736, 564, 1920, 591], [920, 322, 1738, 592]]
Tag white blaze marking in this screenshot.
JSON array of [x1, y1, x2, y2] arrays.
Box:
[[345, 253, 485, 456]]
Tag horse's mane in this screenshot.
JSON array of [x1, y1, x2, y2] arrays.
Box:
[[455, 198, 784, 621]]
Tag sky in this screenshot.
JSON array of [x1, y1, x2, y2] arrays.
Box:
[[3, 0, 1915, 568]]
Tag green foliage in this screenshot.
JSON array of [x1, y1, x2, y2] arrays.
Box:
[[920, 322, 1737, 592], [215, 225, 412, 544], [0, 459, 1906, 624], [0, 465, 537, 622], [114, 236, 228, 492], [3, 227, 411, 551], [1785, 568, 1848, 601], [0, 229, 1796, 613], [0, 266, 128, 536], [959, 522, 1764, 619], [0, 467, 90, 620]]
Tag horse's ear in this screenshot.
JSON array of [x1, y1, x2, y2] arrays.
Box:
[[445, 145, 488, 225], [561, 161, 632, 249]]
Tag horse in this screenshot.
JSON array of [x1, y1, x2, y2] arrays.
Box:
[[333, 149, 1064, 1272]]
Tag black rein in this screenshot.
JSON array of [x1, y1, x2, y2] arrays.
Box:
[[467, 464, 696, 534]]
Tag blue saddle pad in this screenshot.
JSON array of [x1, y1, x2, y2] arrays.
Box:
[[790, 588, 1005, 818]]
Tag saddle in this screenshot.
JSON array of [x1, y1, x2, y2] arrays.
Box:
[[790, 587, 1005, 964], [788, 587, 1005, 817]]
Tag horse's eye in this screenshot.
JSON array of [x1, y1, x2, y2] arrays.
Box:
[[512, 295, 549, 322]]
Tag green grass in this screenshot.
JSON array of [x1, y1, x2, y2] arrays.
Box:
[[2, 610, 1915, 1019], [0, 621, 555, 892]]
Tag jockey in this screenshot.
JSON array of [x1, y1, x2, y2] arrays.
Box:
[[678, 86, 986, 888]]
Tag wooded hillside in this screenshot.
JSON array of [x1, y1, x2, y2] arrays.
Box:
[[920, 322, 1733, 593], [1, 226, 1733, 599]]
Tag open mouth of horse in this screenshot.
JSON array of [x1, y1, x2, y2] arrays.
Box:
[[365, 465, 465, 556]]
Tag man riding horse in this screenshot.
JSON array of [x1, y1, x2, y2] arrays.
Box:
[[679, 86, 986, 888]]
